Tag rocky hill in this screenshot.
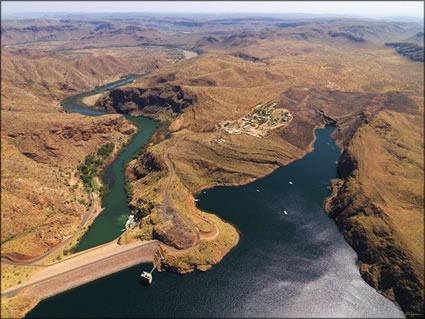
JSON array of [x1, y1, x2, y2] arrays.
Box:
[[325, 108, 424, 316], [95, 84, 196, 117], [385, 42, 424, 62], [1, 48, 168, 112], [191, 19, 423, 53], [1, 111, 136, 257], [1, 19, 163, 46]]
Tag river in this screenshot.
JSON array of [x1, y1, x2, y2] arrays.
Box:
[[27, 120, 404, 317], [61, 75, 156, 251]]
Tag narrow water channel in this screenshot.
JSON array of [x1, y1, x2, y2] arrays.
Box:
[[61, 75, 156, 251], [28, 126, 404, 318], [76, 115, 155, 251]]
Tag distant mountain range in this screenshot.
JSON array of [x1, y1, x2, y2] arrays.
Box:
[[2, 11, 423, 24]]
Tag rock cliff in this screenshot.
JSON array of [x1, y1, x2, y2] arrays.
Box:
[[325, 111, 424, 317], [95, 85, 196, 117]]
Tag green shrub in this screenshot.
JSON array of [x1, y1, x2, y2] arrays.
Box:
[[77, 143, 115, 191]]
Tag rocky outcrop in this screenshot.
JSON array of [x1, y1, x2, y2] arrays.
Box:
[[131, 151, 163, 179], [96, 85, 196, 116], [336, 149, 358, 178], [230, 52, 261, 62], [277, 88, 417, 148], [129, 198, 154, 219], [4, 113, 135, 166], [385, 42, 424, 62], [152, 217, 194, 250], [220, 33, 259, 47], [317, 109, 337, 125], [328, 31, 365, 42], [276, 22, 309, 29], [2, 25, 79, 33], [51, 119, 134, 143]]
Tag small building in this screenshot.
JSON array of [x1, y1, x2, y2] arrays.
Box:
[[126, 215, 136, 229]]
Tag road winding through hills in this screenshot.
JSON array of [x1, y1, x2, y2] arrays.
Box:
[[1, 192, 100, 267], [159, 134, 201, 247]]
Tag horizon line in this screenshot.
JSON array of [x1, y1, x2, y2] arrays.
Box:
[[2, 11, 424, 19]]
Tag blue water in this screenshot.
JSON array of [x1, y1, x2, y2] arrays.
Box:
[[28, 126, 404, 318], [61, 74, 142, 116]]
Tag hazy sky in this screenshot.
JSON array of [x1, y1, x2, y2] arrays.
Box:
[[2, 1, 424, 18]]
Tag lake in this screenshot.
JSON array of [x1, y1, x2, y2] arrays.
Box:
[[28, 126, 404, 318]]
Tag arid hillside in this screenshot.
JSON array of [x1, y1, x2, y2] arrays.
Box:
[[190, 19, 423, 54], [326, 108, 424, 315], [1, 111, 136, 256], [1, 48, 168, 112], [97, 41, 422, 130]]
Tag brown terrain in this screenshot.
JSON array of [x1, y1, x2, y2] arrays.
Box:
[[1, 47, 169, 112], [1, 25, 175, 314], [325, 109, 424, 314], [2, 112, 135, 255], [1, 15, 423, 318]]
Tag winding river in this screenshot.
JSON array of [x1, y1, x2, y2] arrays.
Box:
[[28, 91, 405, 319], [62, 75, 156, 251]]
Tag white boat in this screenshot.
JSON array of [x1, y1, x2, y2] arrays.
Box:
[[256, 189, 260, 192], [141, 271, 152, 285], [289, 181, 293, 185], [194, 199, 200, 202], [283, 210, 288, 215], [121, 228, 126, 232]]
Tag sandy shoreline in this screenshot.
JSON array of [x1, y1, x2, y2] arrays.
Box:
[[81, 93, 101, 107]]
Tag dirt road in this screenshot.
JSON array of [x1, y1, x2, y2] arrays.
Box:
[[1, 192, 102, 266]]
